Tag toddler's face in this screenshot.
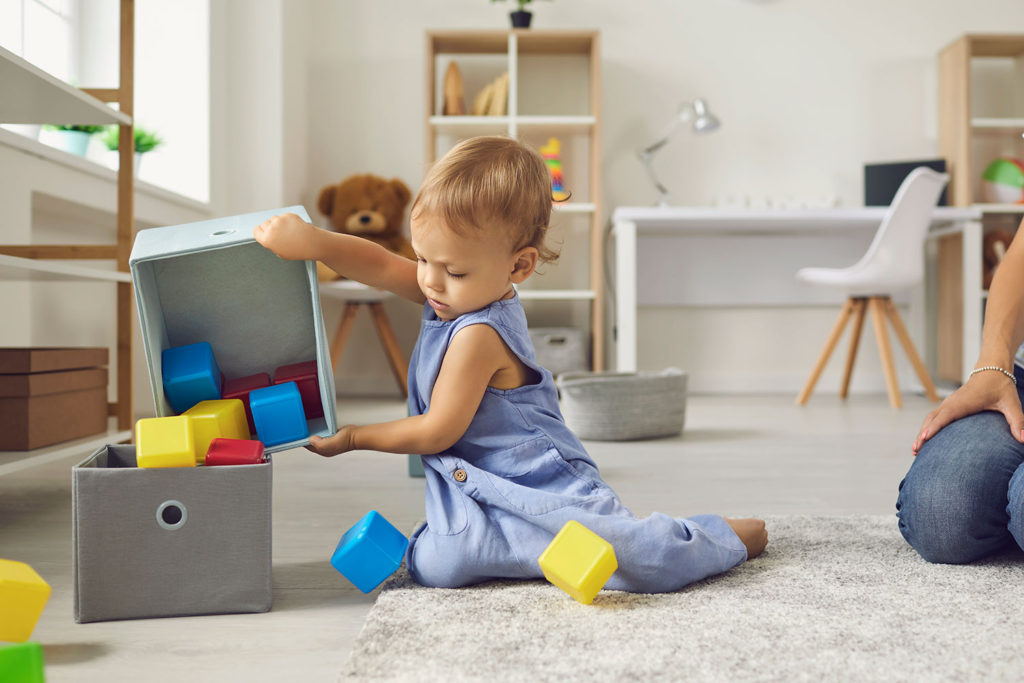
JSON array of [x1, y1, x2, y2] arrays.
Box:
[[410, 213, 520, 321]]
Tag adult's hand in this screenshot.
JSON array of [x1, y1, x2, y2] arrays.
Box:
[[912, 369, 1024, 454]]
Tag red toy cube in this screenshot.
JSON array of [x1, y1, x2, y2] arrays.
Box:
[[273, 360, 323, 419], [204, 438, 266, 466], [222, 372, 271, 435]]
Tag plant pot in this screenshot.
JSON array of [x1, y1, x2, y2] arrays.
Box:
[[510, 10, 532, 28], [49, 130, 91, 157]]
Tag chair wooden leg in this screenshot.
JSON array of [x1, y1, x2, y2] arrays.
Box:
[[868, 297, 901, 409], [329, 302, 361, 370], [839, 298, 868, 399], [369, 302, 409, 398], [796, 297, 858, 405], [883, 297, 941, 402]]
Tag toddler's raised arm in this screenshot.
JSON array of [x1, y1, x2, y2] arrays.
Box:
[[254, 212, 423, 304]]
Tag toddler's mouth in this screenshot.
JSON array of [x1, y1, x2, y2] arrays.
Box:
[[428, 298, 449, 312]]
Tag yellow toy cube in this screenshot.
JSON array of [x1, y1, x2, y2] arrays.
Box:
[[0, 559, 51, 642], [537, 520, 617, 604], [183, 399, 249, 464], [135, 416, 196, 468]]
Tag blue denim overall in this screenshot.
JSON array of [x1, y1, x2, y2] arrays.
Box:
[[404, 294, 747, 592]]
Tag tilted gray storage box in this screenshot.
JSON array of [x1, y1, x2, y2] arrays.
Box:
[[72, 444, 272, 623], [129, 206, 337, 453], [556, 368, 688, 441]]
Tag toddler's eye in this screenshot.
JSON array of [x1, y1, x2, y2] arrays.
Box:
[[447, 271, 467, 279]]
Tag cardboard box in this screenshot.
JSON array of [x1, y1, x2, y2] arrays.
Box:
[[0, 347, 109, 450], [129, 207, 337, 453], [72, 444, 273, 622]]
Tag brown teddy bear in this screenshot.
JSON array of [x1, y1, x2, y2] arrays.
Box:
[[316, 174, 415, 280]]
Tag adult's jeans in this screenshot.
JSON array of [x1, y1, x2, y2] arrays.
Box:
[[896, 365, 1024, 563]]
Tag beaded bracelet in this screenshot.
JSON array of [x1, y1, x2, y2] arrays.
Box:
[[969, 365, 1017, 385]]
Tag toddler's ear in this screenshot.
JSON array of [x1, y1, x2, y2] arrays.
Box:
[[510, 247, 539, 283], [317, 185, 336, 219]]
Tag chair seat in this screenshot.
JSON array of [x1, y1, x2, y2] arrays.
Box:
[[318, 280, 395, 303], [795, 266, 916, 296]]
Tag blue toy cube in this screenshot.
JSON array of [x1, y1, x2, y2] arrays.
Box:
[[161, 342, 222, 414], [249, 381, 309, 447], [331, 510, 409, 593]]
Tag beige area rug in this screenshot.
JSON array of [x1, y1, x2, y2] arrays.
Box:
[[340, 515, 1024, 682]]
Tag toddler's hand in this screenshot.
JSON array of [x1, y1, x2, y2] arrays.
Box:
[[306, 425, 357, 457], [253, 213, 318, 261], [724, 517, 768, 559]]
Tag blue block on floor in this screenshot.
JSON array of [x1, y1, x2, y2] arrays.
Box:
[[331, 510, 409, 593], [161, 342, 222, 414], [249, 381, 309, 447]]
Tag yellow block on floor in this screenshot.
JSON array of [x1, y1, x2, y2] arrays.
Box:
[[135, 416, 196, 468], [537, 520, 617, 605], [183, 399, 249, 464], [0, 559, 52, 642]]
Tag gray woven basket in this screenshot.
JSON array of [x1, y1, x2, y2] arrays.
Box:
[[556, 368, 688, 441]]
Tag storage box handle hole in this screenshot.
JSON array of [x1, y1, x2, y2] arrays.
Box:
[[210, 229, 236, 237], [156, 500, 188, 530]]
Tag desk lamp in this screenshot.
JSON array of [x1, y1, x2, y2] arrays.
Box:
[[637, 99, 720, 207]]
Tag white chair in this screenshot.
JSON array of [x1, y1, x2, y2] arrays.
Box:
[[319, 280, 409, 397], [796, 167, 948, 408]]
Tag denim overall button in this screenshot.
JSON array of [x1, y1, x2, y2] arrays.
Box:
[[453, 468, 467, 482]]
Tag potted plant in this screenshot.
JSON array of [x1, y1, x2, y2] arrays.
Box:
[[100, 125, 164, 176], [42, 124, 105, 157], [491, 0, 546, 28]]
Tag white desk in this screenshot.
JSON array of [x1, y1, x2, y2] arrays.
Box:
[[612, 206, 983, 377]]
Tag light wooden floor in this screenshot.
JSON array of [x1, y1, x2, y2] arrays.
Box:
[[0, 394, 932, 682]]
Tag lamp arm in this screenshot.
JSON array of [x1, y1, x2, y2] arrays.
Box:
[[639, 151, 670, 207], [638, 103, 695, 156]]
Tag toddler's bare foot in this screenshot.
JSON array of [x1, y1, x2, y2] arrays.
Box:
[[724, 517, 768, 559]]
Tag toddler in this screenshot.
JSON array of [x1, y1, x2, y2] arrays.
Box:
[[254, 135, 766, 592]]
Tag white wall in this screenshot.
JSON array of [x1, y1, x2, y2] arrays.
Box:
[[254, 0, 1024, 395]]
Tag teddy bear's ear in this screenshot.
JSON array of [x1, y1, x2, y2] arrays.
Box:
[[317, 184, 336, 218], [390, 179, 412, 208]]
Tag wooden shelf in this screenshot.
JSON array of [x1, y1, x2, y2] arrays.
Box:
[[517, 289, 596, 301], [0, 422, 131, 477], [971, 117, 1024, 131], [0, 254, 130, 283], [553, 202, 596, 214], [0, 46, 130, 126], [1, 0, 136, 434], [976, 203, 1024, 213]]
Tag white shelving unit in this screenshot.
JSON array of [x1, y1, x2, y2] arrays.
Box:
[[0, 1, 135, 469], [936, 34, 1024, 382], [425, 29, 605, 370]]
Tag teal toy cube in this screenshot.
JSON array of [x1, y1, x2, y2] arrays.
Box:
[[249, 381, 309, 447], [331, 511, 408, 593], [161, 342, 222, 414], [0, 642, 45, 683]]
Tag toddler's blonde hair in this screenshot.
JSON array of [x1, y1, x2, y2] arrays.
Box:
[[411, 136, 559, 264]]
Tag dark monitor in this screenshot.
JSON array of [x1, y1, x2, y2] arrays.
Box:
[[864, 159, 948, 207]]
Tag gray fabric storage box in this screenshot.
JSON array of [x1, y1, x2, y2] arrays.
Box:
[[72, 444, 272, 623], [556, 368, 688, 441], [129, 206, 337, 453], [529, 327, 588, 377]]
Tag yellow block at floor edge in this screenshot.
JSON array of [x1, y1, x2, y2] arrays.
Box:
[[0, 559, 51, 643]]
